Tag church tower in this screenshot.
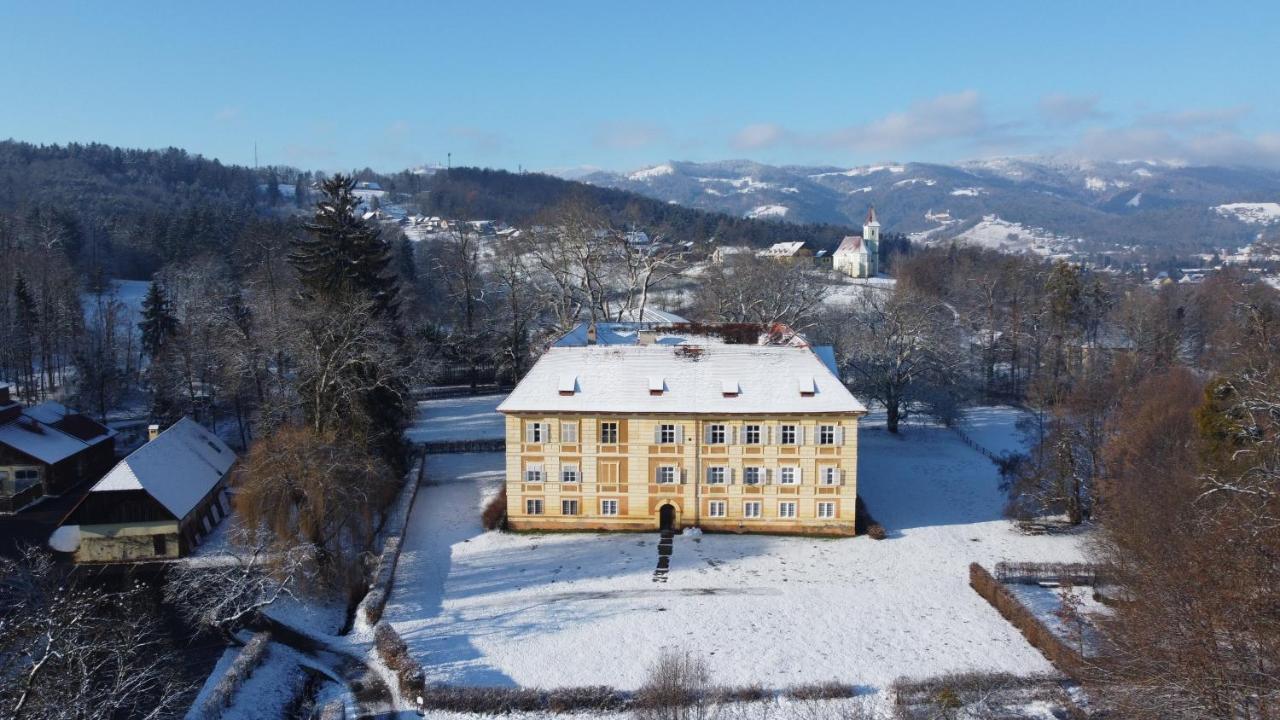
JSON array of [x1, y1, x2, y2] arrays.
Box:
[[862, 205, 880, 276]]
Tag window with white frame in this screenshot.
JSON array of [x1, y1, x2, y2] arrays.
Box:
[[524, 463, 544, 483], [600, 421, 619, 444], [817, 502, 836, 518], [561, 464, 579, 483], [655, 466, 678, 484], [659, 424, 677, 444], [600, 499, 619, 515], [778, 466, 798, 485], [821, 467, 840, 485], [743, 501, 762, 518], [526, 499, 544, 515], [562, 499, 579, 515], [743, 467, 763, 485], [778, 501, 797, 518], [779, 424, 798, 445], [561, 422, 578, 443], [706, 466, 727, 484], [818, 425, 837, 445], [525, 421, 545, 443], [708, 500, 727, 517], [743, 424, 762, 444], [706, 424, 726, 444]]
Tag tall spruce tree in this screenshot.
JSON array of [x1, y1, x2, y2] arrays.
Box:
[[289, 174, 401, 319], [288, 174, 410, 469], [138, 281, 178, 359]]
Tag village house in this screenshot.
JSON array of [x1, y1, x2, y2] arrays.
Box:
[[756, 241, 813, 262], [0, 383, 116, 513], [833, 206, 880, 278], [497, 322, 866, 536], [51, 417, 235, 562]]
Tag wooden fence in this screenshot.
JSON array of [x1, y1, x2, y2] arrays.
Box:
[[995, 561, 1102, 586], [419, 438, 506, 454]]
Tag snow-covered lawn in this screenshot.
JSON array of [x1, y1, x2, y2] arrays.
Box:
[[384, 408, 1086, 700], [959, 405, 1034, 457], [406, 394, 508, 443]]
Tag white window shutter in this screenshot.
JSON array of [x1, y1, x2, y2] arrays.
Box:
[[799, 426, 806, 445], [839, 469, 845, 486], [835, 426, 844, 445], [765, 468, 773, 485], [654, 426, 661, 443], [681, 468, 688, 484], [676, 425, 684, 443], [654, 467, 662, 483], [729, 467, 736, 484], [796, 467, 804, 483], [731, 426, 738, 445]]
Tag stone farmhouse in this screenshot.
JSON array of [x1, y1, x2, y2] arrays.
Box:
[[498, 322, 866, 535]]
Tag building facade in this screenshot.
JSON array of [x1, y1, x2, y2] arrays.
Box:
[[498, 323, 866, 536], [0, 385, 117, 513]]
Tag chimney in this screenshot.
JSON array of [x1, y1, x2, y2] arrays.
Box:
[[586, 323, 598, 345], [148, 424, 160, 442]]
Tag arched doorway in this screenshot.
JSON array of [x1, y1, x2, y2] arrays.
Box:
[[659, 504, 677, 532]]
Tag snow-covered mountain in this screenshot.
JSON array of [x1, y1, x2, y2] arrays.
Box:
[[577, 158, 1280, 253]]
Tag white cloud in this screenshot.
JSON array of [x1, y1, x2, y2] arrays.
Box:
[[593, 121, 667, 150], [819, 90, 990, 152], [1038, 93, 1103, 126], [730, 123, 786, 150]]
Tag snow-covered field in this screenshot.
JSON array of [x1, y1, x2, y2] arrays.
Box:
[[80, 278, 150, 324], [950, 215, 1077, 256], [406, 394, 508, 443], [384, 408, 1085, 701], [959, 406, 1034, 457], [1214, 202, 1280, 225]]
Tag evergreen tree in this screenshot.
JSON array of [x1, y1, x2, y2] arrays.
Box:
[[289, 174, 401, 319], [138, 281, 178, 359], [12, 274, 39, 398], [265, 170, 282, 206]]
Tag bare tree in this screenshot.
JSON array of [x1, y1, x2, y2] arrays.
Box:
[[837, 286, 965, 433], [165, 525, 317, 642], [692, 254, 829, 330], [0, 547, 192, 719]]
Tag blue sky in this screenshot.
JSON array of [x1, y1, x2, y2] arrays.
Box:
[[3, 1, 1279, 172]]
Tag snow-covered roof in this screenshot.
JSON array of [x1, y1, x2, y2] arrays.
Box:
[[498, 343, 865, 415], [89, 417, 235, 518], [834, 235, 866, 255], [758, 241, 807, 257], [0, 402, 114, 464]]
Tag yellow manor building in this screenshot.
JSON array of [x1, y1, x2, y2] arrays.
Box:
[[498, 322, 867, 535]]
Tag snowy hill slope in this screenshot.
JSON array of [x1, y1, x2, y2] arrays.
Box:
[[578, 158, 1280, 253]]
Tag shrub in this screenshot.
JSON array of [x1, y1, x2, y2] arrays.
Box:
[[481, 486, 507, 530], [968, 563, 1085, 677], [855, 497, 886, 539], [546, 685, 628, 712], [417, 685, 546, 713], [634, 648, 712, 720], [786, 681, 857, 700], [713, 684, 769, 703], [193, 631, 272, 719], [373, 622, 425, 700]]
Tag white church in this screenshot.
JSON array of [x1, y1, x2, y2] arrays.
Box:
[[833, 206, 880, 279]]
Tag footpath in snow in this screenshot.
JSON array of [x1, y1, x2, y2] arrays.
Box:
[[382, 408, 1086, 698]]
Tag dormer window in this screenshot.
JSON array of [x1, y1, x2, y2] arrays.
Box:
[[798, 376, 816, 397], [649, 376, 666, 396], [558, 375, 577, 396], [721, 379, 739, 397]]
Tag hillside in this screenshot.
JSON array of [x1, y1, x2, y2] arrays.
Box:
[[404, 166, 854, 248], [580, 158, 1280, 255]]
